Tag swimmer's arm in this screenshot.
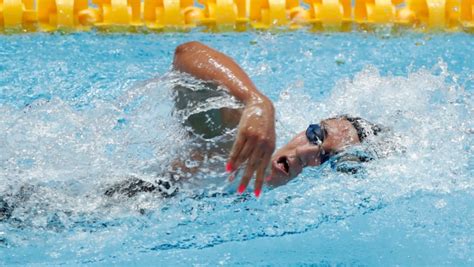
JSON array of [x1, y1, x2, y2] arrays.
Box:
[[173, 41, 267, 106], [173, 41, 275, 197]]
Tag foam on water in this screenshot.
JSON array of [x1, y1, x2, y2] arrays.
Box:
[[0, 32, 473, 265]]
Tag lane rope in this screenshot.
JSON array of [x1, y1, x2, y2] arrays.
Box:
[[0, 0, 473, 32]]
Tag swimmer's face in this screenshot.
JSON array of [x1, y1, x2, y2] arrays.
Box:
[[269, 118, 360, 185]]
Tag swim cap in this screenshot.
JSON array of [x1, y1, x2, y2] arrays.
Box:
[[323, 115, 388, 174]]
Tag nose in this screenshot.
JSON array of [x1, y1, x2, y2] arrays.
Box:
[[295, 143, 321, 167]]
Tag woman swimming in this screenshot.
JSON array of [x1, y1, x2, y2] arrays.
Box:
[[105, 41, 384, 199], [0, 41, 385, 221]]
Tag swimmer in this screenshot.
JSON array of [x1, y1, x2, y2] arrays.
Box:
[[1, 42, 385, 221], [0, 42, 389, 224], [106, 41, 385, 199]]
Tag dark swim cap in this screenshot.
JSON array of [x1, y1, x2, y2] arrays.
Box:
[[326, 115, 387, 173]]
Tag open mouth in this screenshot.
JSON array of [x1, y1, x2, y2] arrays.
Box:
[[276, 156, 290, 175]]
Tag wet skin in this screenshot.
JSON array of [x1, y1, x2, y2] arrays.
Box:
[[173, 41, 361, 196], [173, 41, 275, 197], [269, 118, 361, 186]]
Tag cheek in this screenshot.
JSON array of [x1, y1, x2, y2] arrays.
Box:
[[323, 137, 342, 152], [295, 145, 319, 165]]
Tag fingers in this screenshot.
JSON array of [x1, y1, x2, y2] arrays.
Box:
[[237, 150, 260, 194], [254, 151, 271, 197], [229, 129, 275, 197], [227, 135, 255, 183], [227, 133, 246, 172], [228, 131, 257, 171], [234, 139, 257, 170]]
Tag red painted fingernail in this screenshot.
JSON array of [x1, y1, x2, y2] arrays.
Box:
[[254, 189, 261, 198], [237, 184, 246, 194], [225, 162, 233, 173], [265, 176, 272, 182]]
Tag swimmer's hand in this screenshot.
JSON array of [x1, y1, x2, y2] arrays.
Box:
[[228, 98, 275, 197], [172, 41, 275, 196]]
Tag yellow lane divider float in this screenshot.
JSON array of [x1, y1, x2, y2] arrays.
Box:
[[0, 0, 473, 32]]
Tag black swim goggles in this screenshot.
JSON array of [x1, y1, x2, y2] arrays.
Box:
[[306, 123, 331, 163], [305, 123, 325, 145]]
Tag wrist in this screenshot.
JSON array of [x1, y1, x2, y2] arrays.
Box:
[[246, 93, 273, 109], [245, 98, 274, 119]]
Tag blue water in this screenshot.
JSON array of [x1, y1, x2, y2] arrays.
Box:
[[0, 32, 473, 266]]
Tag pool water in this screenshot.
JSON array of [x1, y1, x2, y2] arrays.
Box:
[[0, 32, 473, 266]]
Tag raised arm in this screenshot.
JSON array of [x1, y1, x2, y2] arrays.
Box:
[[173, 41, 275, 197], [173, 41, 267, 105]]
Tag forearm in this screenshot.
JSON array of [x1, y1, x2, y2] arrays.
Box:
[[173, 42, 275, 197], [173, 41, 269, 106]]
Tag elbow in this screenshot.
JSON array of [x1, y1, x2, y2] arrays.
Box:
[[173, 41, 206, 70], [174, 41, 205, 57]]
